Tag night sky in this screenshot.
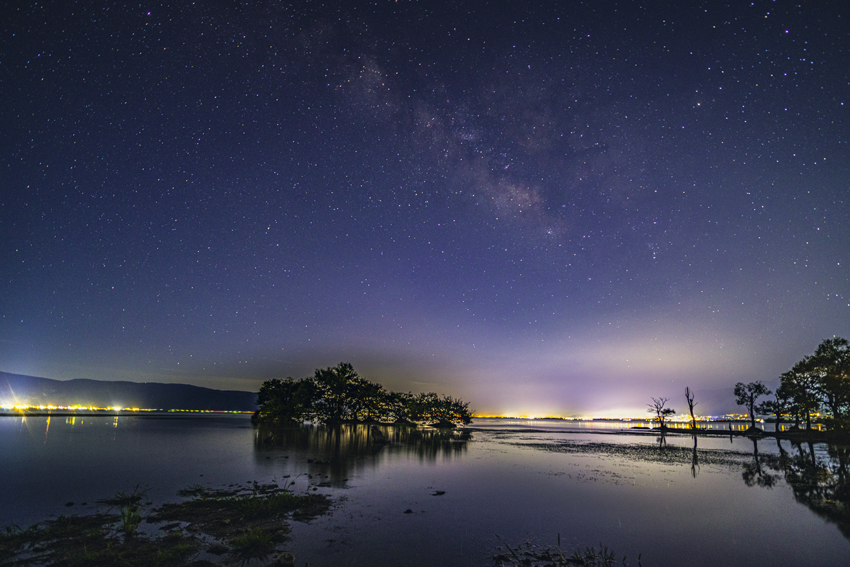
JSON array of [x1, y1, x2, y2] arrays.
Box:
[[2, 1, 848, 417]]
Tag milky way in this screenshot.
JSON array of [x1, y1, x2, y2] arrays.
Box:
[[2, 1, 848, 416]]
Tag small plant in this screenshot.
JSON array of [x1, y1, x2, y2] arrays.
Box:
[[119, 502, 142, 536], [99, 486, 148, 537], [229, 528, 284, 564], [280, 473, 303, 492]]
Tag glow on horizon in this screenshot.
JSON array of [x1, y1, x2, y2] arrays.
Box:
[[0, 403, 137, 412], [474, 412, 743, 421]]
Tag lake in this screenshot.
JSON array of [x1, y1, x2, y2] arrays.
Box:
[[1, 414, 848, 566]]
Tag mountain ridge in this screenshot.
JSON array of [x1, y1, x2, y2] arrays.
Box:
[[0, 372, 258, 411]]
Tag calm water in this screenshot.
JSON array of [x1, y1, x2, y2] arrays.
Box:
[[1, 415, 848, 566]]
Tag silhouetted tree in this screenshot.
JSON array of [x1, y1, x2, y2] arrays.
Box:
[[771, 337, 850, 433], [808, 338, 850, 430], [734, 381, 771, 430], [253, 377, 316, 424], [312, 362, 361, 423], [780, 361, 820, 430], [416, 392, 473, 427], [648, 397, 675, 429], [384, 391, 417, 424], [346, 378, 386, 422], [685, 387, 698, 429], [255, 363, 473, 427], [759, 385, 793, 433]]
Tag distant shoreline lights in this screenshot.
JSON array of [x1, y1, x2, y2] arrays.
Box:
[[0, 403, 252, 414]]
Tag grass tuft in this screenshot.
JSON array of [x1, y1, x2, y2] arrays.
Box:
[[493, 534, 642, 567], [229, 528, 285, 564]]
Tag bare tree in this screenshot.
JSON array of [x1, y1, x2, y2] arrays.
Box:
[[685, 387, 698, 430], [648, 397, 675, 429]]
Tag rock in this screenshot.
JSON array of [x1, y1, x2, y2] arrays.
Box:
[[273, 552, 295, 566], [432, 491, 445, 496], [370, 425, 388, 443], [403, 509, 413, 514], [207, 544, 229, 555]]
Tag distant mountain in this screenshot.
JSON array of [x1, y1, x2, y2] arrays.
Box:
[[0, 372, 258, 411]]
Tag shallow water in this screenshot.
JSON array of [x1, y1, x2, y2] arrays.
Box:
[[1, 415, 848, 566]]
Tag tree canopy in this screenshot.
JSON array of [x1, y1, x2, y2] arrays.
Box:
[[253, 362, 473, 428], [734, 381, 772, 430], [760, 337, 850, 432]]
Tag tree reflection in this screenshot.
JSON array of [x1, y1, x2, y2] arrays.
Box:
[[741, 437, 780, 488], [690, 435, 700, 478], [253, 423, 470, 486], [784, 440, 850, 540], [743, 436, 850, 540]]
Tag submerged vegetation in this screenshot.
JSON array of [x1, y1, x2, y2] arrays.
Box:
[[0, 515, 197, 567], [493, 534, 642, 567], [253, 362, 473, 427], [0, 481, 328, 567], [150, 482, 327, 536]]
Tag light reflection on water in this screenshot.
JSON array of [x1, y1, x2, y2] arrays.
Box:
[[254, 422, 471, 488], [1, 415, 848, 566]]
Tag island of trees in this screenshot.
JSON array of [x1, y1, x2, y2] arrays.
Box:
[[253, 362, 473, 428], [732, 337, 850, 435]]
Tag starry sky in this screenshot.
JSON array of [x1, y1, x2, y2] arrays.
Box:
[[2, 0, 848, 417]]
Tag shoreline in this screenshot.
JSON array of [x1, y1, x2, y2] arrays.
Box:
[[5, 411, 844, 443]]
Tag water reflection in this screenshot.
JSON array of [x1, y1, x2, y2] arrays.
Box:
[[744, 437, 850, 540], [254, 423, 471, 486], [691, 434, 700, 478], [742, 438, 780, 488]]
